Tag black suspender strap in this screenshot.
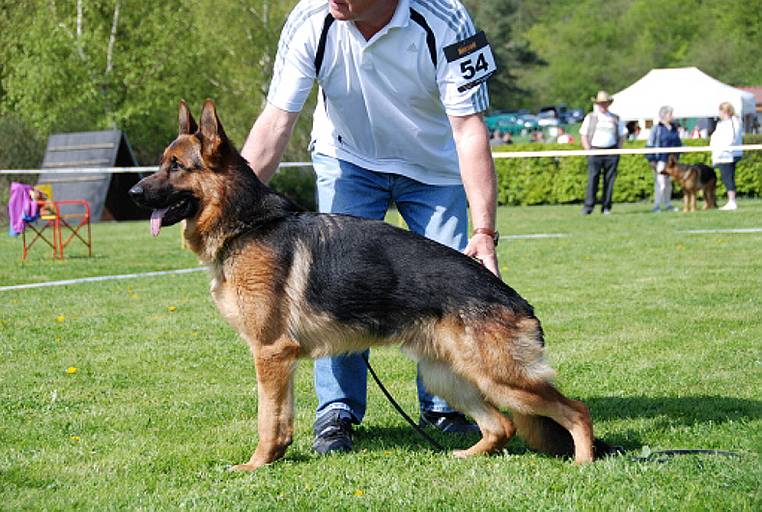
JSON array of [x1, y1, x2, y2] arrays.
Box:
[[409, 8, 437, 67], [314, 13, 335, 77]]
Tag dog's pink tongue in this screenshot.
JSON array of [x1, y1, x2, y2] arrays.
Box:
[[150, 207, 169, 237]]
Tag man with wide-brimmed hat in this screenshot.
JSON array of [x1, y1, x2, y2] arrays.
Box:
[[579, 90, 627, 215]]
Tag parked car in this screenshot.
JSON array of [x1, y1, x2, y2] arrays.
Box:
[[485, 112, 522, 134], [537, 110, 560, 127], [518, 114, 539, 132], [567, 108, 584, 123]]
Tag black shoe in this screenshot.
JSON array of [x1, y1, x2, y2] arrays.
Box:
[[419, 410, 480, 434], [312, 411, 354, 455], [593, 438, 625, 458]]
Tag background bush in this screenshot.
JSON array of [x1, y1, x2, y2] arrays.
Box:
[[493, 137, 762, 206], [0, 114, 46, 223], [269, 166, 317, 211]]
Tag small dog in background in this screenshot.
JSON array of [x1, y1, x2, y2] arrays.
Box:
[[660, 155, 717, 212]]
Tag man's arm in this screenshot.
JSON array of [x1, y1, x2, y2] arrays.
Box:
[[241, 103, 301, 183], [449, 112, 500, 278]]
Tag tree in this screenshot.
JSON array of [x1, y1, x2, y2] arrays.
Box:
[[463, 0, 546, 110], [0, 0, 302, 165], [515, 0, 762, 109]]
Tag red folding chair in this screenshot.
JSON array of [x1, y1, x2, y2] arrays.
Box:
[[22, 192, 92, 260]]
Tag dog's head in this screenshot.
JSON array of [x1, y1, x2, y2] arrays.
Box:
[[660, 154, 680, 177], [128, 99, 237, 236]]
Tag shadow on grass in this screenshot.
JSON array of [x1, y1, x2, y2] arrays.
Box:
[[351, 395, 761, 455], [354, 425, 481, 453], [588, 395, 762, 423]]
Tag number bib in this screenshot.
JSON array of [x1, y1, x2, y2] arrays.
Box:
[[443, 31, 497, 92]]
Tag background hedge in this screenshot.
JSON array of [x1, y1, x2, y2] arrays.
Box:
[[270, 136, 761, 210], [493, 136, 762, 206]]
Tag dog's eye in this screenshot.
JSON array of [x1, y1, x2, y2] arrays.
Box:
[[170, 157, 184, 172]]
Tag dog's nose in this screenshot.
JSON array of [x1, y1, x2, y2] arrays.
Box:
[[128, 184, 144, 201]]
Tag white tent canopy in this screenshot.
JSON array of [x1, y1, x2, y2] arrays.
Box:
[[610, 67, 756, 122]]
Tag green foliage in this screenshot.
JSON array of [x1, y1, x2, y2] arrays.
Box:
[[0, 114, 45, 222], [514, 0, 762, 110], [0, 0, 303, 165], [462, 0, 544, 108], [269, 167, 317, 211], [493, 140, 762, 206], [1, 0, 759, 169]]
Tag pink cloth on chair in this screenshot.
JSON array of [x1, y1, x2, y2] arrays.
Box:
[[7, 182, 39, 236]]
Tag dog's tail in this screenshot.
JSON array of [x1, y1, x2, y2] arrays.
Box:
[[512, 413, 575, 457]]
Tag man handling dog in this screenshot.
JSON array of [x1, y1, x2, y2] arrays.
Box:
[[242, 0, 500, 455]]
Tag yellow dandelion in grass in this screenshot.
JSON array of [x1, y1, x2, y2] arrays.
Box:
[[56, 315, 66, 323], [70, 435, 80, 442], [676, 244, 685, 251], [167, 306, 177, 312], [131, 293, 140, 299], [66, 367, 78, 374], [354, 489, 365, 497]]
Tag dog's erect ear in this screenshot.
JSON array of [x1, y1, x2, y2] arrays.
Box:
[[667, 154, 676, 165], [199, 99, 227, 143], [178, 100, 198, 136]]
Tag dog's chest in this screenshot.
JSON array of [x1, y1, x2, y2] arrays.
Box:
[[209, 266, 242, 330]]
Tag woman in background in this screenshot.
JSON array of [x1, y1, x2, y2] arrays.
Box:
[[710, 102, 743, 210], [646, 105, 681, 212]]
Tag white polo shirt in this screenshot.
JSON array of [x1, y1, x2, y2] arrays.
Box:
[[267, 0, 492, 185]]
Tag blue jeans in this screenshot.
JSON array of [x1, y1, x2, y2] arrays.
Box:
[[312, 152, 468, 424]]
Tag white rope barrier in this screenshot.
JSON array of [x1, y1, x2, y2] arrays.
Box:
[[0, 162, 314, 175], [491, 144, 762, 159], [0, 267, 206, 292], [1, 145, 760, 175]]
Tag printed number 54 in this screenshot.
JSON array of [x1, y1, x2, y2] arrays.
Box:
[[460, 53, 488, 80]]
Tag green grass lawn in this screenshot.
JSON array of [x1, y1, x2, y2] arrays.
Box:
[[1, 201, 761, 511]]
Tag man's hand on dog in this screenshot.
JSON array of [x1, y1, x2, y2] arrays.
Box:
[[465, 234, 500, 278]]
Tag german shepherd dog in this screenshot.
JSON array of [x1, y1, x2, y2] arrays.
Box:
[[661, 154, 717, 212], [129, 100, 601, 471]]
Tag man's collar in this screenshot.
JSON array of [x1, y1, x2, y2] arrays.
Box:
[[389, 0, 410, 29]]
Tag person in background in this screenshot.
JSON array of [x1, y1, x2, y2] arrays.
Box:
[[501, 131, 514, 144], [556, 126, 573, 144], [645, 105, 681, 212], [579, 90, 627, 215], [710, 101, 743, 210], [625, 121, 641, 141], [489, 129, 504, 146]]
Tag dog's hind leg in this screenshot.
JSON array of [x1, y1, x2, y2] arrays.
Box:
[[418, 359, 515, 457], [231, 337, 299, 471], [484, 380, 594, 463], [705, 184, 716, 209]]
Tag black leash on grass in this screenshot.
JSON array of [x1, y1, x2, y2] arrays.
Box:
[[362, 354, 741, 462], [361, 353, 445, 451], [629, 449, 741, 463]]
